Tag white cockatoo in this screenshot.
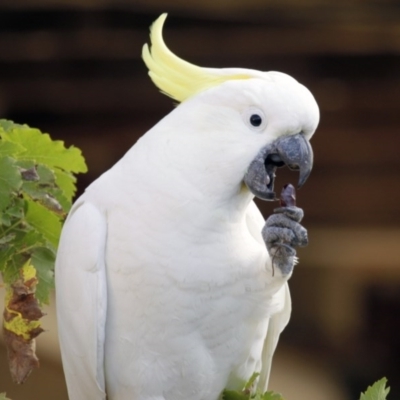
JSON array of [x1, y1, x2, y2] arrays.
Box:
[[56, 13, 319, 400]]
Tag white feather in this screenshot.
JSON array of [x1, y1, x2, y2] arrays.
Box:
[[55, 200, 107, 400]]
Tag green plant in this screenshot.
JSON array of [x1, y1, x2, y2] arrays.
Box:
[[222, 375, 390, 400], [0, 120, 87, 384]]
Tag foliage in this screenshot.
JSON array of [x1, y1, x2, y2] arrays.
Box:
[[0, 119, 87, 302], [222, 373, 284, 400], [0, 119, 87, 383], [359, 378, 390, 400], [223, 375, 390, 400]]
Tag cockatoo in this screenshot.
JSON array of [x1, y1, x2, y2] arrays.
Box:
[[55, 13, 319, 400]]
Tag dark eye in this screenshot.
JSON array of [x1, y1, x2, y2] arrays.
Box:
[[250, 114, 262, 127]]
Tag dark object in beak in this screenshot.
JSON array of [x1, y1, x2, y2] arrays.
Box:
[[244, 133, 313, 201]]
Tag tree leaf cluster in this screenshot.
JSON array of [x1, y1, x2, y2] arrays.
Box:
[[0, 119, 87, 304]]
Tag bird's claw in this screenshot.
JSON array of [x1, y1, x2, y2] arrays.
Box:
[[262, 206, 308, 276]]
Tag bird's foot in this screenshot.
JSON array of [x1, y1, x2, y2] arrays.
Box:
[[262, 206, 308, 276]]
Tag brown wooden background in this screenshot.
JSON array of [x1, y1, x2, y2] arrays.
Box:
[[0, 1, 400, 399]]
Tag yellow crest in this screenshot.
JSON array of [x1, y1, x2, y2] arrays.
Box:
[[142, 14, 254, 102]]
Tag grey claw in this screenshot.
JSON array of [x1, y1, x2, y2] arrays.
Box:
[[264, 215, 308, 247], [272, 206, 304, 222], [263, 206, 308, 276]]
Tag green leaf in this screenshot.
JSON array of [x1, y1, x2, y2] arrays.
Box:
[[0, 121, 87, 173], [36, 164, 55, 184], [25, 199, 62, 248], [262, 392, 284, 400], [360, 378, 390, 400], [0, 392, 11, 400], [54, 169, 78, 201], [5, 197, 26, 219], [1, 255, 22, 284], [31, 247, 56, 305], [0, 212, 12, 227], [242, 373, 259, 392], [222, 372, 285, 400], [0, 119, 19, 133], [0, 229, 45, 279], [0, 139, 24, 157], [21, 164, 69, 214], [222, 390, 249, 400], [0, 157, 22, 212]]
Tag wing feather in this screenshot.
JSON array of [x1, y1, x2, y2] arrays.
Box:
[[258, 283, 291, 391], [245, 201, 292, 392], [55, 200, 107, 400]]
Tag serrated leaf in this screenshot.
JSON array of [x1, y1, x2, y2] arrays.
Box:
[[0, 157, 22, 212], [22, 182, 64, 214], [0, 119, 19, 133], [36, 164, 55, 184], [21, 164, 68, 215], [0, 140, 24, 157], [54, 169, 77, 201], [360, 378, 390, 400], [25, 199, 62, 248], [0, 122, 87, 173], [15, 160, 35, 170], [31, 247, 55, 305]]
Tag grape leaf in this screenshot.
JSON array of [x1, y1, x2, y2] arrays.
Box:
[[360, 378, 390, 400], [0, 119, 19, 132], [0, 140, 23, 157], [31, 247, 56, 305], [0, 157, 22, 212], [25, 199, 62, 248], [0, 121, 87, 174], [54, 169, 78, 200]]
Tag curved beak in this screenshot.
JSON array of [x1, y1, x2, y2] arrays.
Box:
[[244, 133, 313, 201]]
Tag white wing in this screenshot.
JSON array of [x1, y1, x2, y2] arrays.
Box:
[[55, 200, 107, 400], [245, 201, 292, 392], [258, 283, 291, 391]]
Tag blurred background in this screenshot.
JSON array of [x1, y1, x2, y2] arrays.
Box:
[[0, 1, 399, 399]]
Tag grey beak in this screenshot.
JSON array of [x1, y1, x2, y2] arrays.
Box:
[[244, 133, 313, 201]]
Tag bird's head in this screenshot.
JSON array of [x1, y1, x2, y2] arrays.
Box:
[[142, 14, 319, 202]]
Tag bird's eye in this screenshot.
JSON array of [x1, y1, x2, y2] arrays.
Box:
[[250, 114, 262, 127], [242, 107, 267, 132]]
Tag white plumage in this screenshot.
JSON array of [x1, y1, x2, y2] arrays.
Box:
[[56, 14, 319, 400]]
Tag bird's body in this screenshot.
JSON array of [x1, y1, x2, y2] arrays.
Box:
[[56, 14, 319, 400]]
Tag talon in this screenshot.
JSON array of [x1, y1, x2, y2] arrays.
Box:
[[273, 206, 304, 223], [263, 205, 308, 276]]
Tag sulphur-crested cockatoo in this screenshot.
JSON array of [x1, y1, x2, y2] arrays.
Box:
[[56, 13, 319, 400]]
